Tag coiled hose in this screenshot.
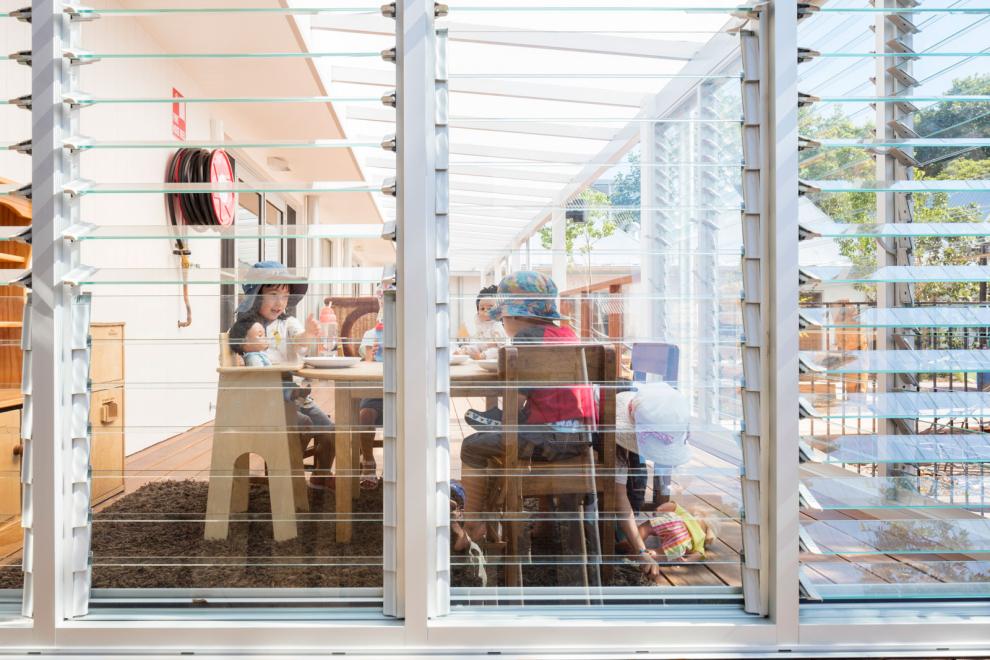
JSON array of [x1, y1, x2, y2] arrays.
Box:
[[164, 148, 235, 328]]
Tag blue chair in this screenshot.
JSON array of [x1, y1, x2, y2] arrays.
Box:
[[632, 343, 679, 384]]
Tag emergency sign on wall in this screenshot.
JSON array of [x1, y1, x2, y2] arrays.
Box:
[[171, 88, 186, 141]]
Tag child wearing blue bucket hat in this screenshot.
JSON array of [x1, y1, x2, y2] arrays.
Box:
[[233, 261, 335, 489], [457, 271, 597, 549]]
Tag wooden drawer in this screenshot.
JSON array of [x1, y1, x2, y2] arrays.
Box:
[[91, 385, 124, 504], [0, 409, 20, 517], [91, 322, 124, 385]]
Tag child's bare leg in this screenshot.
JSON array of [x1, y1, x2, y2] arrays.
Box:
[[358, 408, 378, 461], [461, 466, 489, 541], [358, 407, 379, 489]]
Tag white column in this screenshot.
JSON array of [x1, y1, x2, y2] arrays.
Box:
[[306, 195, 321, 298], [551, 207, 567, 290], [638, 122, 657, 342], [29, 0, 76, 628], [874, 1, 917, 476], [767, 0, 800, 637], [339, 238, 353, 295], [395, 0, 441, 631]]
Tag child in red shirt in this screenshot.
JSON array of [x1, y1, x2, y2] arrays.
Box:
[[459, 271, 595, 547]]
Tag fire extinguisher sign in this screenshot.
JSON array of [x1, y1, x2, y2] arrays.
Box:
[[171, 88, 186, 141]]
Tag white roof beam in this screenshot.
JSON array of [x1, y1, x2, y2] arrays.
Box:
[[449, 119, 616, 141], [505, 30, 743, 250], [311, 14, 699, 61], [349, 108, 614, 140], [348, 110, 595, 162], [449, 193, 549, 208], [332, 65, 645, 107], [449, 180, 556, 199], [450, 142, 599, 165], [448, 206, 534, 221], [363, 156, 575, 184]]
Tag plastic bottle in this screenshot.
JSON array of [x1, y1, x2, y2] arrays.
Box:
[[373, 321, 384, 362], [319, 301, 338, 356]]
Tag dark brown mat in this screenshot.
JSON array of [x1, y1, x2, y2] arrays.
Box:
[[1, 480, 650, 592]]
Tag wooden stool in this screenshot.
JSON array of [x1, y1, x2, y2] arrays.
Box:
[[204, 367, 310, 542]]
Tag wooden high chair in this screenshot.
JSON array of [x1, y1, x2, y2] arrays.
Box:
[[204, 333, 309, 542], [499, 344, 617, 588]]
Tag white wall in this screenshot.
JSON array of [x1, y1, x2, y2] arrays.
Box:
[[0, 3, 31, 184], [452, 274, 482, 338], [67, 16, 309, 454]]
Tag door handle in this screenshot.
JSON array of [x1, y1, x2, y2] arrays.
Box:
[[100, 399, 119, 425]]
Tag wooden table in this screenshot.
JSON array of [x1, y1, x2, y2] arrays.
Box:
[[298, 361, 500, 542]]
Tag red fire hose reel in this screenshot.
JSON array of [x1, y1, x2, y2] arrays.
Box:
[[165, 148, 237, 328], [165, 147, 236, 232]]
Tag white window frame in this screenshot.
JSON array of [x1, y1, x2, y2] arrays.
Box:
[[6, 0, 990, 655]]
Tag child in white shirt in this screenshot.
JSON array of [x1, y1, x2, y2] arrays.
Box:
[[235, 261, 334, 489]]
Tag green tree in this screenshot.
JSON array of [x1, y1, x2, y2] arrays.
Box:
[[800, 85, 990, 303], [539, 188, 617, 290], [609, 151, 641, 233], [800, 107, 878, 283], [909, 158, 990, 302], [915, 74, 990, 175], [539, 188, 617, 256]]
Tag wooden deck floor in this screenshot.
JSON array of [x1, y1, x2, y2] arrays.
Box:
[[1, 389, 747, 590]]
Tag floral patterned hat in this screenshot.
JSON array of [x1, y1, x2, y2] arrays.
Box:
[[487, 271, 563, 321]]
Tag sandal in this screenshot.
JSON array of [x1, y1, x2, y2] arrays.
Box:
[[360, 460, 379, 491], [308, 474, 335, 491]]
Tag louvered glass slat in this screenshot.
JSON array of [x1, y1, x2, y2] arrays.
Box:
[[803, 222, 990, 239], [802, 477, 990, 510], [819, 4, 990, 13], [804, 180, 990, 193], [68, 51, 381, 60], [814, 138, 990, 149], [60, 95, 382, 106], [802, 265, 990, 285], [61, 181, 385, 196], [35, 6, 384, 16], [807, 392, 990, 419], [60, 223, 388, 241], [65, 139, 384, 151], [801, 562, 990, 600], [809, 434, 990, 464], [817, 96, 990, 103], [800, 306, 990, 329], [801, 519, 990, 555], [799, 350, 990, 375], [62, 267, 385, 286]]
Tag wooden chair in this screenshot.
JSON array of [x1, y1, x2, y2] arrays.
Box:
[[328, 297, 384, 496], [500, 344, 617, 588], [327, 296, 379, 358], [204, 334, 310, 542]]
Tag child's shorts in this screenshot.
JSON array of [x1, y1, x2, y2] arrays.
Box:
[[460, 428, 590, 470], [359, 397, 384, 426]]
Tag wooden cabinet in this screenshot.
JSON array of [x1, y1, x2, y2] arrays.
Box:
[[91, 323, 125, 385], [90, 323, 125, 504], [0, 183, 30, 548], [0, 409, 20, 519]]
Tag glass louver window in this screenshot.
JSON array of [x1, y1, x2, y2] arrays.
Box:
[[1, 0, 399, 616], [797, 0, 990, 603]]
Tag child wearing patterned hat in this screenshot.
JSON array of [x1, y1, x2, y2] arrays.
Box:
[[457, 271, 597, 548]]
